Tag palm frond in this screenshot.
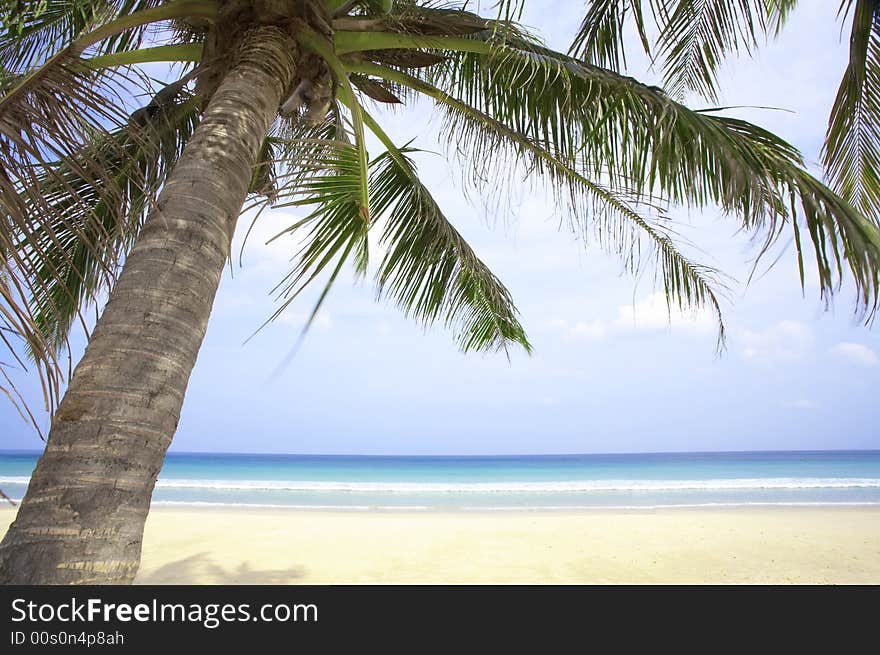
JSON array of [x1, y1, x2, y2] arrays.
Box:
[[363, 115, 531, 355], [1, 0, 103, 72], [263, 144, 370, 328], [252, 99, 531, 355], [824, 0, 880, 221], [351, 60, 727, 343], [653, 0, 772, 102], [238, 104, 348, 260], [784, 165, 880, 315], [568, 0, 800, 101], [0, 1, 209, 73], [333, 3, 493, 36], [0, 56, 131, 414], [766, 0, 799, 35], [444, 40, 880, 307], [296, 26, 371, 223], [270, 103, 349, 188], [0, 265, 63, 434], [350, 73, 403, 104], [0, 0, 216, 419], [355, 34, 880, 321], [569, 0, 651, 71], [1, 0, 217, 227], [16, 95, 200, 350], [486, 0, 525, 23]]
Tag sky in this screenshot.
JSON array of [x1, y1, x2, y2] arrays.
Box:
[[2, 1, 879, 455]]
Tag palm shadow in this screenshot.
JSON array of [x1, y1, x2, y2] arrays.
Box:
[[135, 552, 305, 584]]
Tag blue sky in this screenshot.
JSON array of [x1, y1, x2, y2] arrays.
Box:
[[2, 1, 879, 454]]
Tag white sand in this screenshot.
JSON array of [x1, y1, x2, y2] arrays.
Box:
[[2, 506, 878, 583]]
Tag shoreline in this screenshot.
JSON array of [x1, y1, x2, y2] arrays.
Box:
[[3, 505, 879, 584], [147, 501, 880, 513]]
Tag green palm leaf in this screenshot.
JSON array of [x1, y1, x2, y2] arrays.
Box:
[[263, 143, 370, 329], [654, 0, 774, 102], [1, 0, 156, 73], [400, 37, 880, 318], [17, 96, 199, 350], [366, 128, 531, 355], [296, 25, 371, 223], [824, 0, 880, 221], [0, 0, 216, 420], [568, 0, 651, 71], [569, 1, 799, 102], [2, 0, 880, 430], [351, 60, 728, 343]]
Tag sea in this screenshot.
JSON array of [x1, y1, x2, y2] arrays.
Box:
[[1, 450, 879, 511]]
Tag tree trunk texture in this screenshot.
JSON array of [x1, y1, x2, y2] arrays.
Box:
[[0, 26, 298, 584]]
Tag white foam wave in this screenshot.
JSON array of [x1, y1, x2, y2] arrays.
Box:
[[151, 501, 430, 511], [4, 476, 880, 493], [1, 498, 879, 511], [153, 477, 880, 492], [148, 500, 880, 511], [461, 501, 880, 511]]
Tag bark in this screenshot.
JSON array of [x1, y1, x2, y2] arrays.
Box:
[[0, 26, 298, 584]]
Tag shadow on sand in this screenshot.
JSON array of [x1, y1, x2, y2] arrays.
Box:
[[135, 552, 305, 584]]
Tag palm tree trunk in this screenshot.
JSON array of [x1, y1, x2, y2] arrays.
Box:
[[0, 26, 298, 584]]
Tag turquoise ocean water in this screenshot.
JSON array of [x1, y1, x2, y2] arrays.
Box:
[[1, 450, 879, 510]]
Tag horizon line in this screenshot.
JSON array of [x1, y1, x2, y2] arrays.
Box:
[[1, 447, 879, 458]]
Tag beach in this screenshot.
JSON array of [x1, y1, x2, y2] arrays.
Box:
[[2, 506, 877, 584]]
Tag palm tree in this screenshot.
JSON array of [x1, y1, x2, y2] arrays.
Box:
[[567, 0, 880, 220], [0, 0, 878, 584]]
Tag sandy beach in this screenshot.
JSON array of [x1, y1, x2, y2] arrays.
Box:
[[2, 506, 878, 584]]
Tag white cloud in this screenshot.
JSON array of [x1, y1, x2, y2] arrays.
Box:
[[830, 342, 879, 367], [549, 292, 715, 342], [568, 320, 607, 340], [739, 321, 813, 363], [612, 293, 715, 334]]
